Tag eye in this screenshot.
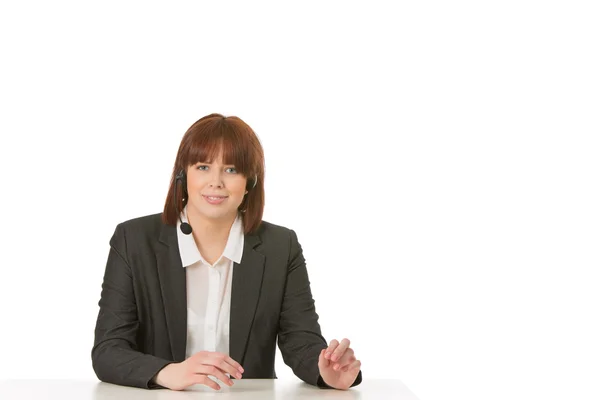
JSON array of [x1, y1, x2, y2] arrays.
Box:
[[226, 167, 238, 174], [196, 165, 209, 171]]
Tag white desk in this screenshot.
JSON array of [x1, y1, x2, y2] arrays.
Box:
[[0, 379, 419, 399]]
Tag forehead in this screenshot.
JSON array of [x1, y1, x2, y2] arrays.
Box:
[[192, 146, 236, 165]]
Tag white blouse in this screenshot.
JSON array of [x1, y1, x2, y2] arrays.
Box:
[[176, 207, 244, 359]]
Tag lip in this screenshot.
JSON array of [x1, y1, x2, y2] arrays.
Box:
[[202, 195, 228, 205], [203, 195, 228, 198]]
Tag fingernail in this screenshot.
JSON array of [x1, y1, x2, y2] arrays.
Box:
[[325, 351, 331, 359], [334, 364, 340, 370], [331, 354, 338, 362]]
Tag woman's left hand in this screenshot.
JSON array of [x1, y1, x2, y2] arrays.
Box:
[[318, 338, 361, 390]]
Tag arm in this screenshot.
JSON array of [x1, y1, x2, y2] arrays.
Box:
[[277, 229, 361, 388], [91, 224, 172, 389]]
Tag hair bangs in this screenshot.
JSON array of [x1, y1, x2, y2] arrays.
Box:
[[182, 120, 254, 177]]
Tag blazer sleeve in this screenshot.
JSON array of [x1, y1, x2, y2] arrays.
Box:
[[277, 229, 362, 389], [91, 223, 172, 389]]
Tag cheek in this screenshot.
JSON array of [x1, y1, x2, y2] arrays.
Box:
[[231, 188, 246, 199], [186, 179, 201, 192], [186, 175, 210, 191], [229, 178, 248, 195]]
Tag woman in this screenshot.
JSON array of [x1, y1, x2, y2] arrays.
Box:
[[92, 113, 362, 391]]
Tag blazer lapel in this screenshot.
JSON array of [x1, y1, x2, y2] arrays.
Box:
[[230, 234, 266, 365], [157, 224, 187, 362]]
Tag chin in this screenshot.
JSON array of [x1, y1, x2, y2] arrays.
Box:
[[201, 208, 237, 219]]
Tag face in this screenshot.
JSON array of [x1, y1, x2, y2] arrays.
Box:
[[185, 148, 248, 224]]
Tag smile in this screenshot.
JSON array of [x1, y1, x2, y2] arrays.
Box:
[[203, 195, 228, 205]]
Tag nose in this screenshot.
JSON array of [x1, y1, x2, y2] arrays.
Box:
[[208, 168, 224, 188]]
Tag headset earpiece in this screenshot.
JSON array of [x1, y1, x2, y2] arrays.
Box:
[[247, 175, 257, 191], [176, 170, 188, 195], [174, 170, 192, 234]]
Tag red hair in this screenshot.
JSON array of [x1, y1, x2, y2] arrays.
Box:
[[162, 113, 265, 234]]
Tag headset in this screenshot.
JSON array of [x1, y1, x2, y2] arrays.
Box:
[[174, 170, 257, 235]]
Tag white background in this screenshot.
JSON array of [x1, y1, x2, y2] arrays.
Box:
[[1, 1, 599, 400]]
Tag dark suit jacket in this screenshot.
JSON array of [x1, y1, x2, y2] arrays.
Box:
[[91, 213, 361, 389]]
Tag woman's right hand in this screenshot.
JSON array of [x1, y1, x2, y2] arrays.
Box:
[[154, 351, 244, 391]]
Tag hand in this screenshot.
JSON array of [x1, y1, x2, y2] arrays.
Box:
[[318, 338, 361, 390], [154, 351, 244, 391]]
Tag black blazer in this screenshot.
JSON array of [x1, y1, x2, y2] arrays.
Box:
[[91, 213, 361, 389]]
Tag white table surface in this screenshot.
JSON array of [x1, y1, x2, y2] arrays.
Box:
[[0, 379, 419, 399]]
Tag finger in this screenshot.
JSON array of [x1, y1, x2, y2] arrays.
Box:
[[203, 359, 241, 380], [325, 339, 339, 360], [318, 348, 330, 369], [199, 354, 243, 379], [223, 354, 245, 374], [195, 365, 234, 387], [333, 352, 356, 371], [330, 338, 351, 362], [216, 358, 243, 379], [344, 359, 361, 372], [195, 375, 221, 391], [216, 353, 245, 375], [194, 352, 244, 374]]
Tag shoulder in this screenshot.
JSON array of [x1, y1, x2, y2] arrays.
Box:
[[256, 219, 292, 235], [115, 212, 164, 233], [254, 221, 306, 267], [109, 213, 165, 247], [254, 220, 302, 253], [255, 220, 297, 240]]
